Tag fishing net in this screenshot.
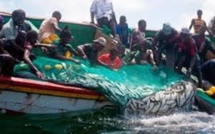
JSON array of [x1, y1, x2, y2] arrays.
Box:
[[13, 56, 186, 106], [4, 15, 193, 109]]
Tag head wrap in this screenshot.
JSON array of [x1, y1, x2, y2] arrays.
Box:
[[162, 23, 172, 35]]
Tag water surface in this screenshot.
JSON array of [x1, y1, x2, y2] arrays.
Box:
[[0, 110, 214, 134]]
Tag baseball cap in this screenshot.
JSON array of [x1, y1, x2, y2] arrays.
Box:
[[180, 27, 191, 35], [93, 37, 107, 46]]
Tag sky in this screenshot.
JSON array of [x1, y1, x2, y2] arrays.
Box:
[[0, 0, 215, 32]]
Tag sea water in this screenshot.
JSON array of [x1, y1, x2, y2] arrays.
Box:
[[0, 109, 214, 134]]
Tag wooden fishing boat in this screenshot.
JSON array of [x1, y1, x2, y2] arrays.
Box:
[[0, 76, 115, 114], [0, 11, 215, 115], [0, 11, 118, 114]]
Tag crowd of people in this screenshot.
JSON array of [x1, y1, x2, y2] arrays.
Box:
[[1, 0, 215, 93]]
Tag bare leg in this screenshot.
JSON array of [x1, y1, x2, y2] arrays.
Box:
[[109, 19, 116, 37]]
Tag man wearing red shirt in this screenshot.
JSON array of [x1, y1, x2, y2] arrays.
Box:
[[152, 23, 180, 69], [176, 28, 202, 87]]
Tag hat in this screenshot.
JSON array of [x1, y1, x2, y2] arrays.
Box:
[[93, 37, 107, 46], [162, 23, 171, 35], [180, 27, 191, 35]]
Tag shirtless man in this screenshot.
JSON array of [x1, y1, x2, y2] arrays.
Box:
[[189, 9, 214, 36]]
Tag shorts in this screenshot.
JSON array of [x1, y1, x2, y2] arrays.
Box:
[[41, 34, 59, 44]]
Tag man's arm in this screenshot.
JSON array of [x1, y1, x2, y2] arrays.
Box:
[[90, 0, 96, 24], [112, 12, 117, 24], [51, 19, 62, 32], [90, 12, 95, 24], [53, 22, 61, 32], [151, 32, 160, 51], [110, 2, 117, 24], [77, 45, 87, 59], [23, 49, 44, 79], [187, 55, 195, 76], [208, 18, 214, 33], [151, 32, 161, 65], [202, 21, 215, 37], [189, 19, 194, 30], [65, 44, 79, 56], [206, 26, 215, 37]]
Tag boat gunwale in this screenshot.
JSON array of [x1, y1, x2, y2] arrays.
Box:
[[0, 76, 106, 101]]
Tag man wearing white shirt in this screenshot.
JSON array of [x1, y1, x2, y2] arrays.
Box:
[[90, 0, 116, 37], [0, 9, 26, 60]]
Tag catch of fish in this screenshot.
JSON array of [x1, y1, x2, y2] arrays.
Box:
[[45, 62, 197, 115], [125, 81, 196, 115]]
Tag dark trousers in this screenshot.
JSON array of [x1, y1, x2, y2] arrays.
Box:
[[0, 55, 16, 76], [3, 31, 26, 61], [97, 17, 116, 37]]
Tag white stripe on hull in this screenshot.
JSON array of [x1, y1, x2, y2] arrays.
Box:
[[0, 90, 114, 114]]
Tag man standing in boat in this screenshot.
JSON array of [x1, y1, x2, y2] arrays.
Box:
[[130, 19, 148, 50], [116, 15, 130, 48], [189, 9, 214, 37], [129, 19, 157, 69], [18, 30, 45, 79], [175, 28, 202, 87], [90, 0, 117, 37], [152, 23, 180, 70]]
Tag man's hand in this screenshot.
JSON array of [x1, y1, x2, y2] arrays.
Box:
[[36, 71, 45, 79], [152, 65, 159, 71], [82, 54, 87, 59]]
